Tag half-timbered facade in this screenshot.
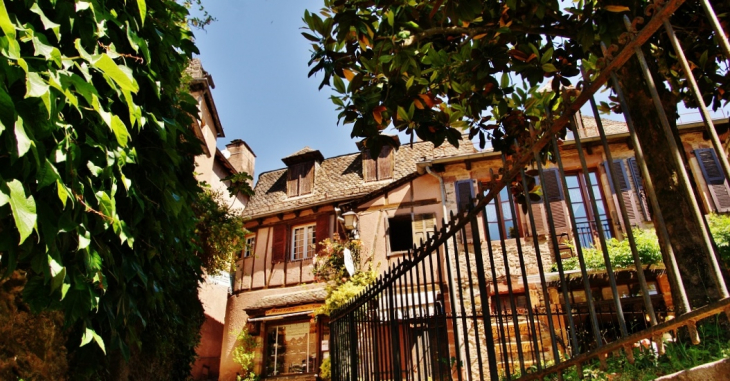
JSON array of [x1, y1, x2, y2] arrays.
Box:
[[218, 138, 475, 380]]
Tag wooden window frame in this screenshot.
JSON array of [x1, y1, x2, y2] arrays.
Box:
[[243, 234, 256, 258], [483, 186, 521, 240], [290, 222, 317, 261], [387, 213, 436, 256], [565, 169, 613, 247], [263, 318, 317, 377]]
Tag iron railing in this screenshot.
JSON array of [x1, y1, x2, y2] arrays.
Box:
[[574, 220, 613, 249], [329, 1, 730, 380]]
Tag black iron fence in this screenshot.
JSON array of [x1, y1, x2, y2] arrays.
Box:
[[574, 220, 613, 249], [329, 1, 730, 380]]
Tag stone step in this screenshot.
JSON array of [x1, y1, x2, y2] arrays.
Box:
[[491, 320, 535, 336], [494, 340, 552, 355], [496, 358, 547, 373]]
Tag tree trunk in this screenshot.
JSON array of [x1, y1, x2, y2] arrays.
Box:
[[616, 52, 724, 313]]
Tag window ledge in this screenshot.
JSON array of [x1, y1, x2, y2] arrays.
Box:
[[287, 193, 315, 200], [388, 250, 410, 257], [289, 257, 314, 263]]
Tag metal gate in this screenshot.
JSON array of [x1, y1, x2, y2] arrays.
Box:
[[329, 1, 730, 380]]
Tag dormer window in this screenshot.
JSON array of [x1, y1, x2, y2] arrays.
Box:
[[287, 161, 314, 197], [363, 145, 394, 182], [282, 147, 324, 198]]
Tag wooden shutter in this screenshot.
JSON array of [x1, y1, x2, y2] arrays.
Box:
[[605, 160, 640, 228], [362, 150, 377, 182], [315, 213, 330, 252], [455, 180, 474, 212], [695, 148, 730, 213], [542, 169, 569, 234], [412, 213, 436, 247], [287, 164, 300, 197], [271, 224, 287, 263], [377, 146, 393, 180], [628, 157, 652, 221], [529, 203, 547, 236], [603, 160, 630, 194], [300, 162, 314, 195]]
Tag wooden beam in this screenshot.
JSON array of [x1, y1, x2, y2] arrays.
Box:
[[356, 198, 440, 212]]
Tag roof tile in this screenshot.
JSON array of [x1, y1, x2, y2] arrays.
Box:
[[244, 138, 476, 217]]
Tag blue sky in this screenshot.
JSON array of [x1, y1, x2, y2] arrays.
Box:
[[191, 1, 727, 178], [191, 0, 351, 177]]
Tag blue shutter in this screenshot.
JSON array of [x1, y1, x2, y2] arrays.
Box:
[[603, 159, 630, 194], [455, 180, 474, 212], [695, 148, 730, 212]]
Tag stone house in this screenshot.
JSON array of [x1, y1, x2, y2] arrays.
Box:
[[406, 114, 730, 376], [187, 59, 257, 381], [219, 113, 730, 380], [218, 139, 475, 380]]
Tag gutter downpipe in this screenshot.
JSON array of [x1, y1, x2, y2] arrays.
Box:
[[425, 165, 448, 222]]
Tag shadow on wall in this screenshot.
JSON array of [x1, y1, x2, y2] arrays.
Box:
[[192, 313, 224, 380]]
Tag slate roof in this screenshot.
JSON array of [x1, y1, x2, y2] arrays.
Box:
[[246, 287, 328, 310], [284, 146, 318, 159], [243, 138, 476, 218]]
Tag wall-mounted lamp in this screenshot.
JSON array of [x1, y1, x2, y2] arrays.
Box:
[[341, 211, 358, 231]]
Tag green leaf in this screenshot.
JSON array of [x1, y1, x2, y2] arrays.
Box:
[[0, 0, 16, 39], [405, 75, 415, 90], [57, 180, 69, 208], [386, 10, 394, 27], [32, 36, 63, 67], [136, 0, 146, 25], [332, 74, 346, 94], [37, 158, 61, 189], [93, 54, 139, 93], [111, 115, 130, 146], [92, 331, 106, 354], [26, 72, 49, 98], [7, 179, 37, 244], [500, 72, 510, 88], [96, 191, 115, 219], [61, 283, 70, 300], [80, 328, 94, 347], [0, 86, 15, 131], [79, 229, 91, 250], [301, 32, 319, 42], [542, 63, 558, 73], [541, 47, 554, 65], [14, 117, 32, 157], [49, 255, 66, 293], [29, 3, 61, 40], [397, 106, 410, 122]]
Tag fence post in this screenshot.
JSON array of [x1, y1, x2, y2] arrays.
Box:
[[350, 313, 358, 381], [468, 202, 500, 381]]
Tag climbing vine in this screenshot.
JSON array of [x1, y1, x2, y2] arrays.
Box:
[[0, 0, 210, 377], [313, 235, 377, 316]]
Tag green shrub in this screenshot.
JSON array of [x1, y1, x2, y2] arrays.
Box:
[[313, 235, 377, 316], [319, 357, 331, 381], [554, 217, 730, 272], [554, 228, 663, 271], [708, 213, 730, 267]]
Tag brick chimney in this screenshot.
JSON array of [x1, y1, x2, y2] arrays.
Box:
[[225, 139, 256, 181]]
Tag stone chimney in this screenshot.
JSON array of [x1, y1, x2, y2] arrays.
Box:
[[225, 139, 256, 181]]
